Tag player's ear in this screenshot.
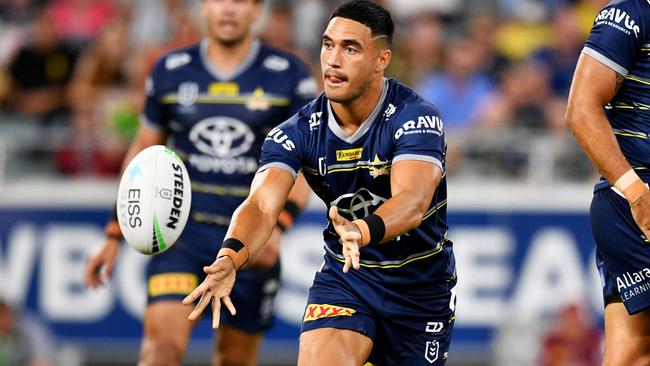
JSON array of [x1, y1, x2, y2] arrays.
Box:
[[376, 48, 392, 73]]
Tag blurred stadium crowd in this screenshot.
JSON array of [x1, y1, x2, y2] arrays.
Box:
[[0, 0, 606, 183]]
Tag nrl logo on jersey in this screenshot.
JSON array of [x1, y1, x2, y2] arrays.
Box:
[[595, 7, 640, 37], [178, 82, 199, 107]]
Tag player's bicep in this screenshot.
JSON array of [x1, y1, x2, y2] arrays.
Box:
[[568, 53, 622, 112], [390, 160, 441, 210], [248, 167, 296, 218]]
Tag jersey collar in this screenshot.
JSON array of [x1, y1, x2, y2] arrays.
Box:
[[199, 38, 261, 81], [327, 78, 388, 144]]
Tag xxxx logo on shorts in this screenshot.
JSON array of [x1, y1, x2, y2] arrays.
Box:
[[303, 304, 356, 322]]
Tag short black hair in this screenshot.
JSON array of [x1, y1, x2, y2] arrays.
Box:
[[330, 0, 394, 46]]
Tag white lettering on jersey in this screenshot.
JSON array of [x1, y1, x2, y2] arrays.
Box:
[[263, 55, 290, 72], [595, 7, 640, 37], [165, 53, 191, 70], [394, 115, 443, 140], [266, 127, 295, 151]]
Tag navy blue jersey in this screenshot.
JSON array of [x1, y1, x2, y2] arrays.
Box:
[[259, 78, 451, 281], [582, 1, 650, 190], [143, 39, 315, 241]]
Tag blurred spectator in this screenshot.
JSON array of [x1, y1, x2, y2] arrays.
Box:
[[532, 7, 583, 97], [0, 0, 46, 25], [3, 9, 77, 123], [476, 60, 565, 134], [417, 37, 494, 133], [0, 299, 56, 366], [539, 303, 601, 366], [389, 12, 443, 86], [67, 15, 133, 107], [47, 0, 117, 48], [54, 103, 125, 176]]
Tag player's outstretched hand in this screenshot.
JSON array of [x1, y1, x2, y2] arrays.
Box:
[[329, 206, 363, 272], [84, 237, 120, 288], [182, 256, 237, 329], [631, 191, 650, 243]]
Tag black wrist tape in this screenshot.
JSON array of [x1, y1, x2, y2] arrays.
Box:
[[221, 238, 245, 252], [361, 214, 386, 246], [284, 200, 301, 219]]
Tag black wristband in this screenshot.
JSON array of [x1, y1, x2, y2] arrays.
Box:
[[276, 221, 287, 232], [283, 200, 301, 220], [221, 238, 246, 252], [361, 214, 386, 246]]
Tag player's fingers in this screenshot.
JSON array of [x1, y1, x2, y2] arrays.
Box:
[[203, 265, 220, 275], [343, 253, 352, 273], [188, 291, 212, 321], [352, 250, 360, 270], [182, 281, 208, 305], [101, 261, 114, 284], [211, 296, 221, 329], [222, 296, 236, 316]]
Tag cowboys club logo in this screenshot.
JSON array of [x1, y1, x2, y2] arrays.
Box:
[[330, 188, 387, 220], [189, 117, 254, 158]]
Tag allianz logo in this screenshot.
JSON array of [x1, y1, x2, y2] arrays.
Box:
[[595, 7, 640, 37]]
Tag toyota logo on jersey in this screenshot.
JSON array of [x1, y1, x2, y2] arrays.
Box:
[[189, 117, 255, 158], [330, 188, 388, 220]]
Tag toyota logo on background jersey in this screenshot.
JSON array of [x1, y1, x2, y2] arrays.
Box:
[[189, 117, 255, 157]]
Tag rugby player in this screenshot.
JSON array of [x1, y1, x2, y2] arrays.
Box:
[[566, 1, 650, 364], [84, 0, 315, 365], [183, 1, 457, 364]]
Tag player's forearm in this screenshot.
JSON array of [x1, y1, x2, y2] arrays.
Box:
[[225, 198, 279, 261], [566, 103, 631, 184], [372, 190, 430, 241]]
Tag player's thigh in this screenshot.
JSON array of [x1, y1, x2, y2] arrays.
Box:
[[212, 325, 263, 366], [604, 298, 650, 366], [140, 300, 195, 365], [298, 327, 373, 366]]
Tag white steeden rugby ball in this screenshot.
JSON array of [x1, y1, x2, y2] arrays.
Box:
[[116, 145, 191, 255]]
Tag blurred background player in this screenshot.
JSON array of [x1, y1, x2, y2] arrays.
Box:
[[83, 0, 315, 365], [566, 0, 650, 364], [183, 1, 456, 364]]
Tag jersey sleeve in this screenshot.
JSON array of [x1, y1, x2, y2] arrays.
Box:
[[258, 116, 305, 178], [582, 1, 648, 76], [288, 58, 318, 115], [391, 102, 446, 172], [141, 58, 170, 131]]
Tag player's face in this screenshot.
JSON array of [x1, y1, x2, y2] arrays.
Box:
[[202, 0, 261, 46], [321, 17, 390, 104]]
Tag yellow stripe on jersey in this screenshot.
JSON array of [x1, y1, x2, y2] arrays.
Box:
[[161, 94, 290, 106], [329, 243, 446, 269]]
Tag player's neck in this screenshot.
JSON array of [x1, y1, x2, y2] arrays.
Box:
[[206, 36, 255, 76], [330, 77, 384, 135]]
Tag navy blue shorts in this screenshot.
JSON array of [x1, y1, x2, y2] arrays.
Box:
[[300, 251, 456, 365], [591, 187, 650, 314], [146, 226, 281, 333]]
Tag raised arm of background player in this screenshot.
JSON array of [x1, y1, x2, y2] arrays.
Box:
[[182, 158, 440, 329], [83, 124, 311, 287], [566, 54, 650, 239]]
